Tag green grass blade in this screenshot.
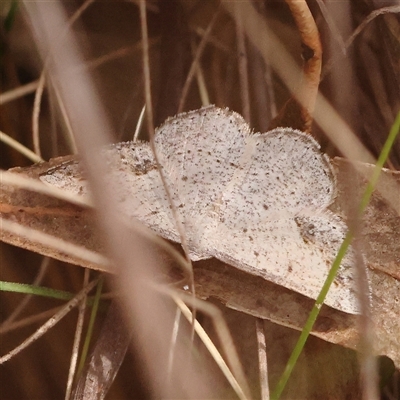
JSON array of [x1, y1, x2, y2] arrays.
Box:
[[0, 280, 107, 307], [271, 112, 400, 400], [77, 276, 104, 375], [0, 280, 74, 301]]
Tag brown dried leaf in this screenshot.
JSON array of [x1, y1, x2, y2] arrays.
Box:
[[0, 157, 399, 367]]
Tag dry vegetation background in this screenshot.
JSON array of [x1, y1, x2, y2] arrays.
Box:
[[0, 0, 399, 399]]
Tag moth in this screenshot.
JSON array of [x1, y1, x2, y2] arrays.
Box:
[[41, 106, 361, 314]]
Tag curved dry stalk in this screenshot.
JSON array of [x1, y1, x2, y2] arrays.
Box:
[[321, 5, 400, 80], [271, 0, 322, 132], [345, 5, 400, 48], [0, 278, 99, 364], [286, 0, 322, 112]]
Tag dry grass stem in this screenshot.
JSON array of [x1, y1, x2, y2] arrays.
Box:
[[235, 5, 251, 123], [354, 240, 379, 400], [191, 39, 210, 107], [346, 5, 400, 49], [23, 1, 219, 396], [1, 1, 398, 397], [322, 5, 400, 80], [174, 296, 250, 400], [0, 130, 43, 163], [256, 318, 270, 400], [65, 269, 91, 400], [178, 9, 220, 113], [139, 0, 196, 316], [193, 26, 230, 53], [0, 305, 65, 335], [133, 104, 146, 142], [32, 72, 45, 158], [222, 0, 376, 167], [0, 80, 40, 105], [316, 0, 346, 53], [170, 288, 252, 399], [166, 307, 182, 384], [31, 0, 95, 158]]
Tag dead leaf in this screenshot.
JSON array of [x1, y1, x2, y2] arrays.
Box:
[[0, 157, 399, 367]]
